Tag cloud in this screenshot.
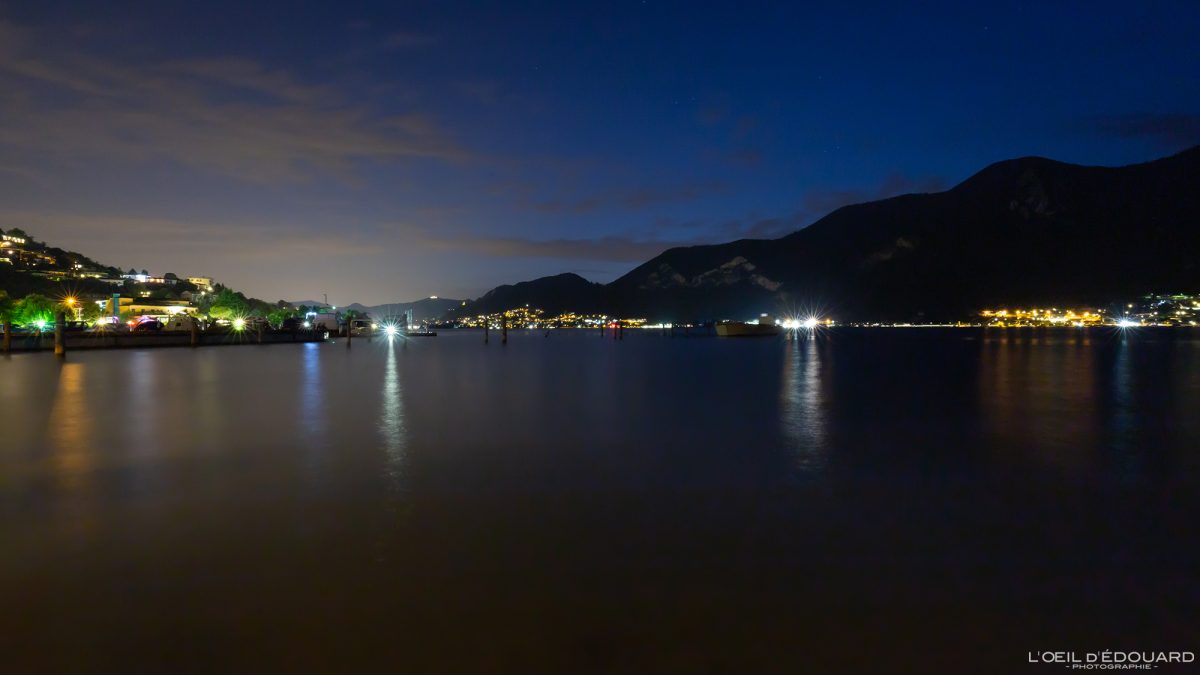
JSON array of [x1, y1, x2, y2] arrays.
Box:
[[1089, 112, 1200, 150], [797, 173, 946, 220], [531, 180, 728, 214], [454, 80, 505, 105], [422, 233, 697, 263], [0, 209, 384, 260], [0, 19, 464, 183]]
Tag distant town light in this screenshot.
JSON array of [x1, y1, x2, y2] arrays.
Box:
[[803, 317, 820, 329], [233, 318, 246, 331]]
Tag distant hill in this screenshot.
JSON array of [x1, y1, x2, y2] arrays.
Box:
[[446, 273, 605, 319], [292, 297, 463, 321], [459, 146, 1200, 322]]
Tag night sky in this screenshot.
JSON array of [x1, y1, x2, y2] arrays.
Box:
[[1, 1, 1197, 305]]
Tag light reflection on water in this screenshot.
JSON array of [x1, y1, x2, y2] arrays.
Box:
[[779, 334, 826, 472], [2, 329, 1199, 670], [300, 341, 325, 443], [378, 338, 406, 482], [48, 362, 94, 491]]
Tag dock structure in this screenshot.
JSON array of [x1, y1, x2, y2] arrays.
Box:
[[54, 312, 66, 358], [1, 329, 326, 353]]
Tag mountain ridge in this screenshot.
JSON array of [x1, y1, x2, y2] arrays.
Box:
[[456, 146, 1200, 321]]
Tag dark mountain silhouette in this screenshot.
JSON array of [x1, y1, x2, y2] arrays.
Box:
[[449, 273, 605, 318], [454, 146, 1200, 321]]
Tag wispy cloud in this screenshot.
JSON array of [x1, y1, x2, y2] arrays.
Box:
[[530, 180, 728, 214], [1089, 112, 1200, 150], [796, 173, 947, 221], [450, 171, 950, 264], [0, 209, 385, 260], [421, 232, 697, 263], [0, 19, 464, 183]]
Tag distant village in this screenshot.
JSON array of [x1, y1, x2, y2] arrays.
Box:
[[0, 227, 337, 332], [3, 227, 1199, 334]]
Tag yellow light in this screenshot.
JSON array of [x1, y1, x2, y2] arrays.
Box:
[[65, 297, 76, 306]]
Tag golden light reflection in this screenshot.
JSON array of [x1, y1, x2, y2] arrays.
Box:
[[48, 362, 95, 492], [979, 334, 1098, 469]]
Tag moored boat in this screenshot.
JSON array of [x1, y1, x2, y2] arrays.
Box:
[[716, 316, 781, 337]]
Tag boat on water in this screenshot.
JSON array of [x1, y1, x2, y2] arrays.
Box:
[[716, 315, 781, 337]]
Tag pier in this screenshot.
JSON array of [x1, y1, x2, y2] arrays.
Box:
[[1, 328, 326, 353]]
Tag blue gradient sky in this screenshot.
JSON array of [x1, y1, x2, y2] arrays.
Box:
[[1, 1, 1197, 304]]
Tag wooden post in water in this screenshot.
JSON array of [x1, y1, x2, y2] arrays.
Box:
[[190, 317, 199, 347], [619, 322, 624, 340], [502, 314, 508, 344], [484, 316, 489, 343], [2, 320, 11, 353], [54, 311, 66, 358], [346, 320, 352, 349]]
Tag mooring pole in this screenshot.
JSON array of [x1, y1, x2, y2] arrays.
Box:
[[346, 321, 352, 349], [619, 322, 624, 340], [54, 311, 66, 358], [484, 316, 489, 343], [2, 320, 11, 353], [502, 314, 508, 344], [190, 317, 199, 347]]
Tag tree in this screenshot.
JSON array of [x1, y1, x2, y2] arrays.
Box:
[[127, 268, 137, 276], [208, 288, 248, 320], [140, 269, 149, 276], [80, 301, 102, 323], [266, 307, 295, 328], [8, 228, 28, 239], [164, 272, 179, 280], [14, 294, 55, 327], [0, 291, 12, 323]]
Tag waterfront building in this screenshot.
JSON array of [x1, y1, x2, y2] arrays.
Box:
[[100, 296, 196, 318]]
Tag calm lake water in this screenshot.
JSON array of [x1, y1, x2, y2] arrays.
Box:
[[2, 329, 1199, 672]]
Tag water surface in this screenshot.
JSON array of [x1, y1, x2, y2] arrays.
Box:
[[2, 329, 1198, 672]]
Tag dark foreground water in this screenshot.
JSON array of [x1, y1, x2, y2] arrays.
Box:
[[2, 329, 1199, 673]]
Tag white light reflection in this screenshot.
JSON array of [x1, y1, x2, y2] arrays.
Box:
[[780, 334, 827, 472], [378, 341, 407, 483], [301, 343, 326, 443]]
